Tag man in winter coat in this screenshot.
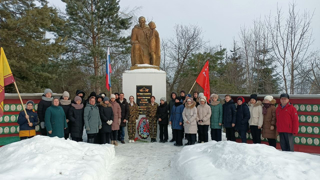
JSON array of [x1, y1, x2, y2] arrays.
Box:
[[157, 97, 169, 143], [223, 94, 236, 141], [117, 93, 129, 144], [17, 100, 38, 140], [84, 97, 102, 143], [168, 92, 177, 142], [146, 96, 159, 142], [128, 96, 139, 143], [38, 88, 53, 135], [276, 93, 299, 151], [248, 94, 263, 144], [197, 96, 212, 143], [235, 97, 250, 143]]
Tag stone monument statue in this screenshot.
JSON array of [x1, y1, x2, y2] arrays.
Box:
[[130, 16, 160, 70]]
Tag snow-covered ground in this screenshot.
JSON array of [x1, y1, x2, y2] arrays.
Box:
[[0, 136, 115, 180], [172, 141, 320, 180], [1, 131, 320, 180]]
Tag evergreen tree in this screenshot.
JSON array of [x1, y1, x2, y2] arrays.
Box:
[[61, 0, 132, 92], [0, 0, 66, 92]]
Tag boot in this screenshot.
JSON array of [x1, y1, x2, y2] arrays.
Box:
[[111, 140, 114, 145], [114, 141, 118, 146]]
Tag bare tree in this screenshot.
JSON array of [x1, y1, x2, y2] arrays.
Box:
[[165, 25, 204, 94], [267, 3, 314, 94]]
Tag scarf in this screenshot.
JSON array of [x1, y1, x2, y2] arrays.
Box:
[[42, 96, 53, 101], [60, 99, 71, 105], [210, 101, 220, 106], [72, 103, 84, 109], [262, 103, 270, 115]]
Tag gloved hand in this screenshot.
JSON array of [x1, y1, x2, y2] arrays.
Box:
[[99, 125, 102, 129], [86, 127, 90, 131], [40, 122, 45, 129], [107, 120, 113, 125]]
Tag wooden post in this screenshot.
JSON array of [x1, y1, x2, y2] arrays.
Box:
[[188, 80, 197, 94], [13, 82, 30, 123], [110, 87, 112, 96]]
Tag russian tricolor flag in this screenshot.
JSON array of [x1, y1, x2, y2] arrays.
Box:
[[106, 47, 112, 91]]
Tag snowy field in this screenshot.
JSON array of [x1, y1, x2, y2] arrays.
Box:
[[0, 136, 115, 180], [0, 131, 320, 180]]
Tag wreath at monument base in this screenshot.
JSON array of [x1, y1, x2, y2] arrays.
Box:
[[137, 117, 150, 139]]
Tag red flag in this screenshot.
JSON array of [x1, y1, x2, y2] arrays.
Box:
[[196, 61, 210, 102]]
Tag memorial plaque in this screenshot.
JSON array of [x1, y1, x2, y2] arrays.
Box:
[[136, 86, 152, 114]]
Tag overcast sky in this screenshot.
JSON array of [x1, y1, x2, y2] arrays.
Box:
[[48, 0, 320, 51]]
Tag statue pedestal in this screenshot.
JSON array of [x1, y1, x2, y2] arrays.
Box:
[[122, 68, 166, 141], [130, 64, 160, 70]]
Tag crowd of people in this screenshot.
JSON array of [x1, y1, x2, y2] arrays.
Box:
[[16, 89, 299, 151]]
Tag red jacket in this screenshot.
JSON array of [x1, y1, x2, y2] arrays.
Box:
[[276, 103, 299, 134]]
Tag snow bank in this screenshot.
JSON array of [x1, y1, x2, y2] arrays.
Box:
[[0, 136, 115, 180], [172, 141, 320, 180]]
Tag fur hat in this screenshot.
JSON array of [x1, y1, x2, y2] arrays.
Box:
[[200, 96, 207, 102], [62, 91, 70, 98], [74, 96, 81, 102], [210, 94, 218, 99], [250, 94, 258, 101], [264, 95, 273, 102], [44, 89, 53, 95], [110, 94, 116, 99]]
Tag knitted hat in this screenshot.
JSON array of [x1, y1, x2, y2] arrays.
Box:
[[187, 98, 192, 102], [237, 96, 245, 103], [160, 97, 166, 101], [264, 95, 273, 102], [199, 93, 204, 98], [103, 97, 110, 102], [62, 91, 70, 98], [186, 94, 192, 98], [110, 94, 116, 99], [44, 89, 53, 95], [74, 96, 81, 102], [100, 93, 106, 98], [250, 94, 258, 101], [26, 100, 34, 106], [280, 93, 290, 99]]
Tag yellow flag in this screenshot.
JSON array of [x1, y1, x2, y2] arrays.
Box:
[[0, 47, 15, 117]]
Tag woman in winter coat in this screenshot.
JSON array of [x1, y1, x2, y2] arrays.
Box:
[[209, 94, 222, 141], [60, 91, 71, 139], [223, 94, 236, 141], [128, 96, 139, 143], [262, 95, 277, 148], [168, 92, 177, 142], [84, 96, 102, 143], [235, 97, 251, 143], [45, 98, 68, 138], [99, 97, 114, 144], [197, 96, 212, 143], [38, 88, 53, 135], [182, 98, 197, 145], [248, 94, 263, 144], [169, 97, 185, 146], [157, 97, 169, 143], [68, 96, 84, 142], [17, 100, 38, 140], [110, 94, 121, 146]]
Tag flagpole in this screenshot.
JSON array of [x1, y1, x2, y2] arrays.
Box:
[[110, 87, 112, 95], [13, 82, 30, 124], [188, 80, 197, 94]]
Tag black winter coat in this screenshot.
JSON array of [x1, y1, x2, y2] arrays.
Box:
[[235, 103, 250, 131], [37, 98, 52, 123], [157, 102, 169, 125], [222, 99, 236, 128], [99, 103, 114, 133], [117, 98, 129, 127], [68, 106, 84, 138]]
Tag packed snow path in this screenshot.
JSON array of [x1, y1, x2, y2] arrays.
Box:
[[106, 141, 183, 180]]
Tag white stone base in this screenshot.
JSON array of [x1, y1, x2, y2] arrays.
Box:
[[122, 69, 167, 141]]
